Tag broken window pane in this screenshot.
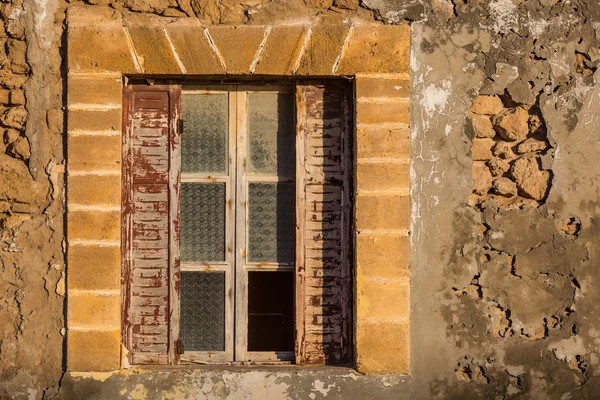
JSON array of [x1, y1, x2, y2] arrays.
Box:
[[247, 271, 294, 351]]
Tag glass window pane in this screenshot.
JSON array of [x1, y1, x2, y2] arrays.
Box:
[[181, 183, 226, 262], [182, 93, 228, 174], [247, 271, 294, 351], [180, 271, 225, 352], [248, 183, 295, 263], [247, 92, 295, 176]]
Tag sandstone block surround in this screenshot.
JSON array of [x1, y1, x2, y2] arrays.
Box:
[[66, 5, 411, 374]]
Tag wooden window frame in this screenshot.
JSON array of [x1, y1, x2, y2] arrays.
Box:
[[179, 83, 296, 363], [123, 80, 353, 366], [178, 84, 237, 364]]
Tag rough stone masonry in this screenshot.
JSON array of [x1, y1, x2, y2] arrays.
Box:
[[2, 0, 600, 398]]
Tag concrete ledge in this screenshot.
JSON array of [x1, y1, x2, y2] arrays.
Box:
[[58, 367, 415, 400]]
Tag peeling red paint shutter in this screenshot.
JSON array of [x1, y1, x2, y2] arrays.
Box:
[[122, 84, 181, 365], [296, 82, 353, 364]]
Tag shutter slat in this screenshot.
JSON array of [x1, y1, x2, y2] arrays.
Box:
[[296, 82, 353, 365]]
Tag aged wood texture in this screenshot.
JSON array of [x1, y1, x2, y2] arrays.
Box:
[[296, 81, 353, 364], [122, 84, 181, 365]]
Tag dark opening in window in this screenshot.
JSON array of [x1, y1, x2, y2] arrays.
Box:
[[247, 271, 294, 352]]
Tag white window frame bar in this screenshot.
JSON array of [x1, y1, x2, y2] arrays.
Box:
[[235, 84, 295, 362], [179, 85, 236, 363]]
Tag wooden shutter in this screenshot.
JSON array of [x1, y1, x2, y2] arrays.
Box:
[[122, 84, 181, 365], [295, 81, 353, 364]]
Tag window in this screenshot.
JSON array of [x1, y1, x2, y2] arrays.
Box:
[[179, 85, 295, 362], [122, 81, 353, 365]]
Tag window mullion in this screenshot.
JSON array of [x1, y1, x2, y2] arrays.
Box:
[[225, 88, 237, 361], [234, 86, 249, 362]]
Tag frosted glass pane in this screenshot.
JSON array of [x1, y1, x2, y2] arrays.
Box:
[[181, 183, 226, 262], [247, 92, 295, 176], [180, 271, 225, 352], [248, 183, 295, 263], [182, 93, 228, 174]]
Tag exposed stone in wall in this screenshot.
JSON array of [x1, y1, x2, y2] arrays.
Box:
[[74, 0, 373, 24], [469, 93, 553, 208], [407, 0, 600, 398], [0, 0, 64, 397]]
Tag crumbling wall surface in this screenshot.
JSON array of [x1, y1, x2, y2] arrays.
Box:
[[0, 0, 65, 397], [401, 0, 600, 398], [5, 0, 600, 398]]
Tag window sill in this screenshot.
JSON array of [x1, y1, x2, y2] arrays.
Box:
[[130, 363, 357, 372], [63, 367, 414, 400]]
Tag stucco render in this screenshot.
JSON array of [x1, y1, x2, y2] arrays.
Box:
[[2, 0, 600, 398]]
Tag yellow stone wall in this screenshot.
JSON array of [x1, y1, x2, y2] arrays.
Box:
[[66, 73, 123, 371], [66, 5, 411, 374]]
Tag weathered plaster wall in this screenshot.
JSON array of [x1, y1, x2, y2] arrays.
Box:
[[407, 0, 600, 398], [0, 0, 65, 397], [3, 0, 600, 398]]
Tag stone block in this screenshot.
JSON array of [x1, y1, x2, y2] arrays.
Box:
[[166, 24, 224, 75], [68, 244, 120, 290], [356, 194, 410, 231], [470, 115, 495, 138], [357, 162, 409, 191], [356, 77, 410, 98], [1, 73, 27, 89], [67, 76, 122, 105], [68, 292, 120, 328], [68, 210, 120, 241], [357, 125, 410, 159], [208, 26, 267, 74], [67, 329, 120, 371], [9, 89, 25, 105], [357, 321, 410, 374], [357, 234, 410, 278], [68, 5, 123, 26], [471, 138, 495, 161], [0, 89, 9, 104], [68, 174, 121, 206], [254, 25, 305, 75], [68, 109, 121, 132], [297, 24, 350, 75], [493, 177, 517, 197], [511, 156, 550, 200], [127, 26, 181, 74], [67, 134, 121, 172], [493, 107, 529, 141], [357, 278, 409, 320], [68, 27, 137, 73], [337, 24, 410, 75], [469, 95, 503, 115], [472, 161, 492, 196], [356, 100, 409, 125]]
